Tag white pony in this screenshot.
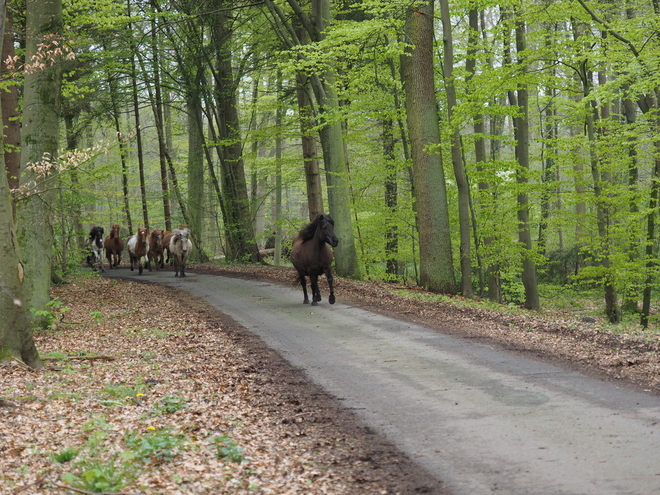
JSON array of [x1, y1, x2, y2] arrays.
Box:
[[169, 228, 192, 277]]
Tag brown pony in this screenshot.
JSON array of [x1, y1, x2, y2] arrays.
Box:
[[127, 227, 150, 275], [290, 214, 338, 306], [104, 224, 124, 269], [147, 228, 165, 271]]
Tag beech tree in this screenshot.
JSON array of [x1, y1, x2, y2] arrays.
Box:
[[0, 0, 43, 368], [15, 0, 64, 314]]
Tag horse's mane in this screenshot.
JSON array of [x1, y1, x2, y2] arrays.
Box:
[[299, 214, 332, 241], [89, 226, 103, 239]]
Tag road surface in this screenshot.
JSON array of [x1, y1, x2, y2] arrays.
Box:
[[105, 270, 660, 495]]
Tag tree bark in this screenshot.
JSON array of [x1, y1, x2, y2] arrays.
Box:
[[504, 7, 540, 310], [439, 0, 472, 297], [15, 0, 63, 313], [0, 0, 42, 368], [402, 0, 456, 294], [212, 2, 260, 262]]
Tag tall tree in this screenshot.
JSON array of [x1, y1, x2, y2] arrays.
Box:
[[402, 0, 456, 294], [503, 5, 539, 310], [0, 0, 42, 368], [211, 1, 260, 262], [15, 0, 64, 313], [439, 0, 472, 297]]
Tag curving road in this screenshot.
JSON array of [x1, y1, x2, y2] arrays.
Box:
[[106, 270, 660, 495]]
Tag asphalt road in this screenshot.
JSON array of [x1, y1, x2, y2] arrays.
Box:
[[105, 269, 660, 495]]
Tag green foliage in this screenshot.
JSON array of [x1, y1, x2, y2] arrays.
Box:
[[52, 447, 79, 464], [149, 394, 189, 415], [101, 383, 147, 401], [61, 459, 130, 493], [210, 434, 245, 463], [58, 414, 189, 491], [124, 427, 185, 463], [30, 298, 71, 330]]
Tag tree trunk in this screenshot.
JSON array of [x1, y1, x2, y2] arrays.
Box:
[[382, 118, 399, 279], [309, 0, 360, 279], [504, 7, 540, 310], [212, 3, 260, 262], [107, 71, 133, 233], [15, 0, 63, 314], [0, 0, 42, 368], [439, 0, 472, 297], [296, 76, 324, 220], [2, 8, 19, 216], [402, 0, 456, 294], [127, 3, 147, 233], [187, 77, 205, 259]]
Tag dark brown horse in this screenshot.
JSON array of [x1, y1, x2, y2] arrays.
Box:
[[290, 214, 339, 306], [104, 224, 124, 269], [147, 228, 165, 271]]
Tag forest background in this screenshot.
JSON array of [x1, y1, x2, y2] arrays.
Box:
[[4, 0, 660, 366]]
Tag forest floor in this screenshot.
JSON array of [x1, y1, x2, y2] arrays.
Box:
[[2, 262, 660, 494]]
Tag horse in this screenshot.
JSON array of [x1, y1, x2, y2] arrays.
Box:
[[147, 228, 165, 271], [86, 226, 105, 272], [290, 214, 339, 306], [104, 224, 124, 269], [170, 227, 192, 277], [127, 227, 150, 275], [163, 225, 189, 268]]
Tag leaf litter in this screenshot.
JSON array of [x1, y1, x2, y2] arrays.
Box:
[[1, 272, 445, 495]]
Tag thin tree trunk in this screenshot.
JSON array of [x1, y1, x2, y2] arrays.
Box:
[[296, 76, 324, 220], [127, 3, 148, 232], [382, 118, 399, 279], [439, 0, 472, 297], [504, 7, 539, 310], [107, 71, 133, 233]]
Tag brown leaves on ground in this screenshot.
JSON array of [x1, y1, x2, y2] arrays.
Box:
[[0, 272, 443, 495]]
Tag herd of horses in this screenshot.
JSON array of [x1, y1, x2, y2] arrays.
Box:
[[86, 224, 193, 277], [86, 213, 339, 305]]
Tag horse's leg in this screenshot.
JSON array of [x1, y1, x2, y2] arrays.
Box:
[[174, 256, 179, 277], [325, 268, 335, 304], [299, 274, 309, 304], [310, 274, 321, 306], [130, 254, 134, 271], [181, 254, 186, 277]]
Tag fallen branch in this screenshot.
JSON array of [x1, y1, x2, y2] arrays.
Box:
[[53, 483, 145, 495], [42, 355, 116, 362]]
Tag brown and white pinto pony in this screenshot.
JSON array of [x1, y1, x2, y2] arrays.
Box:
[[86, 226, 105, 272], [104, 224, 124, 269], [169, 228, 192, 277], [127, 227, 150, 275], [147, 228, 165, 271]]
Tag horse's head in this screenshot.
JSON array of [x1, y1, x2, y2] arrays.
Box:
[[110, 224, 121, 238], [151, 228, 164, 248], [319, 214, 339, 247], [137, 227, 148, 242], [173, 229, 190, 253]]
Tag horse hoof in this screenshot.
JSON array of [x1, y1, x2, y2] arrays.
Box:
[[329, 295, 335, 304], [303, 300, 309, 304], [311, 300, 318, 306]]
